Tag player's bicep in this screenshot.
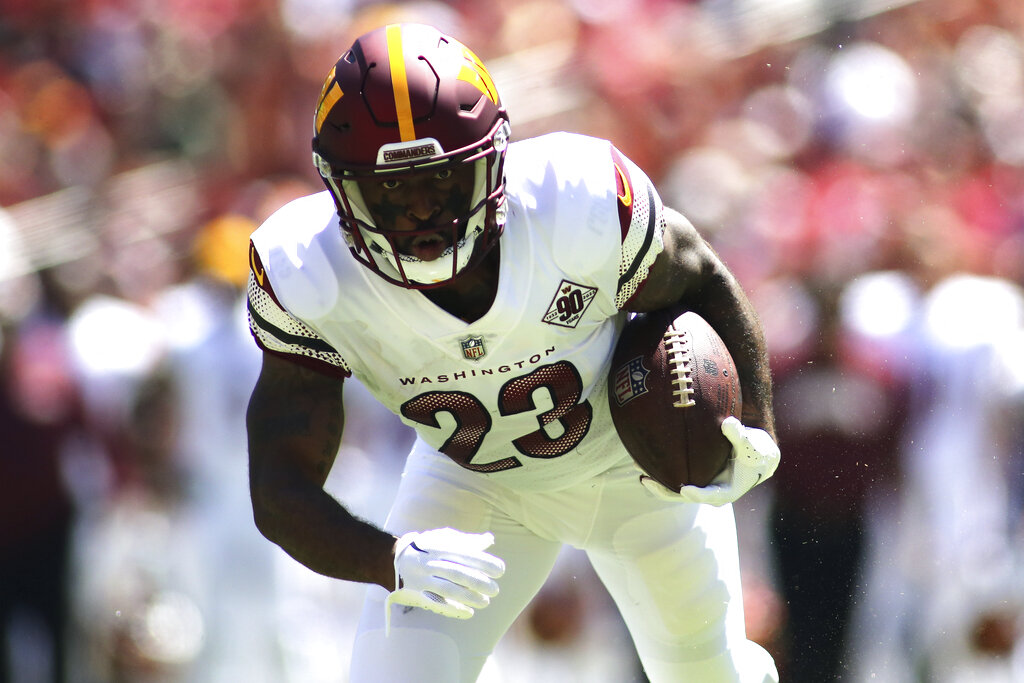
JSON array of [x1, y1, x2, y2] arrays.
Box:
[[247, 351, 346, 488], [625, 207, 717, 313]]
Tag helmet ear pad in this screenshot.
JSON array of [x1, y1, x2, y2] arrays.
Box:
[[311, 23, 511, 289]]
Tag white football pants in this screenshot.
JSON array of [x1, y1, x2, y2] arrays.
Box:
[[350, 440, 778, 683]]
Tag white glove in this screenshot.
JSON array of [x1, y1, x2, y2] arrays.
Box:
[[385, 528, 505, 633], [641, 416, 780, 506]]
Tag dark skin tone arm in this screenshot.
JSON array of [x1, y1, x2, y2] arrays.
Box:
[[247, 353, 397, 589], [627, 207, 776, 439]]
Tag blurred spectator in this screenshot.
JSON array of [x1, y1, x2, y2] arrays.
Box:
[[846, 204, 1024, 680], [0, 307, 84, 683], [902, 272, 1024, 681], [765, 275, 912, 680], [150, 213, 283, 682], [68, 368, 208, 683]]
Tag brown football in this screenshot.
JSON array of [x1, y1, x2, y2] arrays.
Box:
[[608, 307, 741, 489]]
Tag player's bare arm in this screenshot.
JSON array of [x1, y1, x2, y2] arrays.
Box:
[[627, 207, 775, 438], [247, 352, 397, 589]]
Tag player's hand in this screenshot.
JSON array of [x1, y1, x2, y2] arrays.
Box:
[[385, 528, 505, 630], [641, 416, 780, 506]]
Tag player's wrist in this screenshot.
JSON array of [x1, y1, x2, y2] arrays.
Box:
[[369, 534, 400, 591], [739, 409, 775, 439]]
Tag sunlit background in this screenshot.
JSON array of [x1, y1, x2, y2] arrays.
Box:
[[1, 1, 1023, 682]]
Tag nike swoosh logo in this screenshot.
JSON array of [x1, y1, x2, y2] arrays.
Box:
[[249, 244, 265, 287], [613, 162, 632, 208]]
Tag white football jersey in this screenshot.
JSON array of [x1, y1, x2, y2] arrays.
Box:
[[247, 133, 665, 491]]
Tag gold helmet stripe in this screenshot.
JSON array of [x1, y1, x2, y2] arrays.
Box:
[[386, 24, 416, 142], [457, 47, 498, 105], [315, 67, 344, 136]]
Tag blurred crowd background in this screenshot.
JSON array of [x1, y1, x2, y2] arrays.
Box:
[[2, 0, 1024, 681]]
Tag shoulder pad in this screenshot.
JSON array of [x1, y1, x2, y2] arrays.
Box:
[[250, 192, 347, 321]]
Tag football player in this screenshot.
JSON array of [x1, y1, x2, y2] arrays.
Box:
[[246, 23, 780, 682]]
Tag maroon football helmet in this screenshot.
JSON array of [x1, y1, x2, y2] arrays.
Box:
[[312, 23, 511, 288]]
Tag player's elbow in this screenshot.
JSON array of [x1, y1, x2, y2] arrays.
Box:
[[249, 480, 279, 542], [248, 462, 289, 544]]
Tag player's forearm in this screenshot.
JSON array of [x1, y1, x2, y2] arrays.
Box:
[[246, 358, 397, 590], [250, 466, 397, 589], [687, 265, 775, 438]]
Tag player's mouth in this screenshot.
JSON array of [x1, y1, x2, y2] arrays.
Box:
[[404, 232, 451, 261]]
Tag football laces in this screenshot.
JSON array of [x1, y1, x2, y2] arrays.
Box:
[[664, 326, 696, 408]]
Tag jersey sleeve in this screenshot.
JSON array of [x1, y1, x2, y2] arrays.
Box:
[[610, 145, 665, 309], [246, 240, 351, 378]]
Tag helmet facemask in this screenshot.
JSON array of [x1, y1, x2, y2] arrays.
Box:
[[315, 118, 510, 288]]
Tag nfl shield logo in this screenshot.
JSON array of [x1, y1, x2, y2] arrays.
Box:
[[612, 356, 649, 406], [460, 336, 486, 361]]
